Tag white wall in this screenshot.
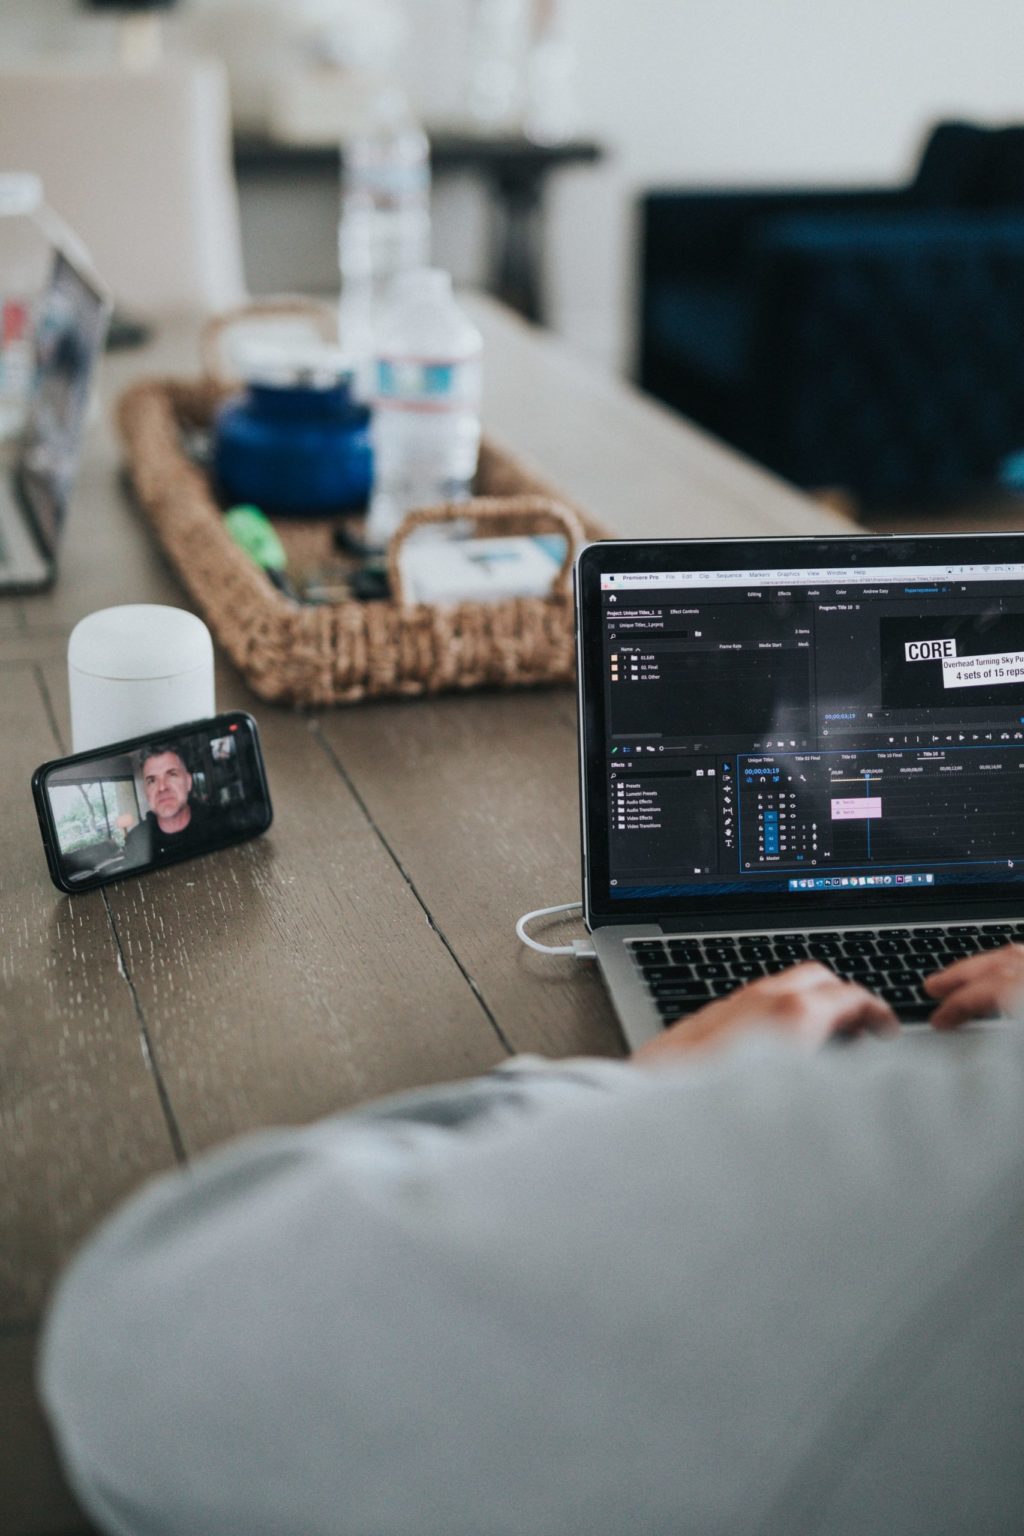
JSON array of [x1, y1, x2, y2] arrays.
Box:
[[5, 0, 1024, 375]]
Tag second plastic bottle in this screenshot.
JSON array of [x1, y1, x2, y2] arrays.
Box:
[[364, 269, 483, 550]]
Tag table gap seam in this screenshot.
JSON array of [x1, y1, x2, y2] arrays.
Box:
[[100, 892, 188, 1167], [33, 663, 66, 755], [311, 722, 515, 1058]]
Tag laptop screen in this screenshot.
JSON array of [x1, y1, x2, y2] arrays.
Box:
[[18, 250, 110, 561], [577, 536, 1024, 926]]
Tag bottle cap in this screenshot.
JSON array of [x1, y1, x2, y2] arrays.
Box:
[[234, 336, 353, 389], [0, 172, 44, 219]]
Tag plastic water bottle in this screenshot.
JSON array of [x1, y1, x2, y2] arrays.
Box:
[[338, 80, 430, 394], [0, 172, 48, 443], [364, 269, 483, 550]]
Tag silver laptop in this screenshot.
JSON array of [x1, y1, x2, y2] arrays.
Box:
[[576, 534, 1024, 1049], [0, 247, 111, 592]]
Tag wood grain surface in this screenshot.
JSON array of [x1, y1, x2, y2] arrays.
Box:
[[317, 688, 624, 1061], [0, 299, 842, 1535], [40, 661, 507, 1158], [0, 666, 176, 1326]]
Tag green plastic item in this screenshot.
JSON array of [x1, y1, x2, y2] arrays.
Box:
[[224, 505, 288, 572]]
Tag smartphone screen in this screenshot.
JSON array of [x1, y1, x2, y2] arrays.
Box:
[[32, 712, 273, 894]]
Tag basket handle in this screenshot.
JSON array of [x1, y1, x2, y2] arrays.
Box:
[[200, 297, 339, 386], [387, 495, 585, 606]]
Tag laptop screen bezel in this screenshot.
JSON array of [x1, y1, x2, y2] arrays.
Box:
[[577, 532, 1024, 931]]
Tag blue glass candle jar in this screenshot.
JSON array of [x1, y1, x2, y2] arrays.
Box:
[[213, 344, 373, 516]]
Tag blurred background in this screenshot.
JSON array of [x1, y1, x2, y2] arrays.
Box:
[[5, 0, 1024, 516]]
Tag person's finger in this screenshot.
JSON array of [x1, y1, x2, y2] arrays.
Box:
[[815, 979, 900, 1040], [766, 963, 899, 1035], [758, 960, 834, 990], [929, 980, 1016, 1031], [924, 943, 1024, 996], [636, 963, 897, 1064], [751, 971, 898, 1045]]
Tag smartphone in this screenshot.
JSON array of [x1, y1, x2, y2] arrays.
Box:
[[32, 711, 273, 894]]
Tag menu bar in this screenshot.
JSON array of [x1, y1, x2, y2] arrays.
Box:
[[602, 564, 1024, 590]]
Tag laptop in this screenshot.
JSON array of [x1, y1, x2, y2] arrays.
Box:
[[0, 246, 111, 592], [576, 533, 1024, 1049]]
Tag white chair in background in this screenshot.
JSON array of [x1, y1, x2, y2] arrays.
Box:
[[0, 57, 247, 314]]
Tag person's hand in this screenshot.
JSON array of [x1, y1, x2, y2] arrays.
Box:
[[632, 961, 898, 1066], [924, 943, 1024, 1030]]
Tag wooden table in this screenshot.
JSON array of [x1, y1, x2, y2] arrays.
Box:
[[0, 298, 843, 1535]]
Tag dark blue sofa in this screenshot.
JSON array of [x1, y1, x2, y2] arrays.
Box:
[[638, 122, 1024, 507]]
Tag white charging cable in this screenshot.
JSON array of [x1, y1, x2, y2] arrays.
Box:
[[515, 901, 596, 959]]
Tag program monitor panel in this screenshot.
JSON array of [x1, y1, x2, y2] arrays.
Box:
[[591, 553, 1024, 908]]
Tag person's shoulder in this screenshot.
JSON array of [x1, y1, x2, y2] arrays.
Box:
[[125, 811, 156, 840], [122, 813, 155, 863]]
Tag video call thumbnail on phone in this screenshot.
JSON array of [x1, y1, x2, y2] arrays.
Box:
[[41, 717, 270, 888]]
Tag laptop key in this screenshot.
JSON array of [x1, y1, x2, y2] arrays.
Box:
[[695, 961, 728, 979], [653, 983, 711, 1002], [650, 980, 712, 1001], [647, 963, 693, 983], [632, 941, 670, 953], [878, 986, 914, 1006], [730, 960, 767, 980], [893, 1000, 936, 1023], [881, 970, 926, 988], [832, 956, 871, 977]]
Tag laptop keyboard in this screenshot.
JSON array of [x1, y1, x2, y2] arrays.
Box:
[[628, 925, 1024, 1025]]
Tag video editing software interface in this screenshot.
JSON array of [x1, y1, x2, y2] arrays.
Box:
[[600, 560, 1024, 902]]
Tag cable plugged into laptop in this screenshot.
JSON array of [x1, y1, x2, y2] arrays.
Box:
[[516, 902, 596, 959]]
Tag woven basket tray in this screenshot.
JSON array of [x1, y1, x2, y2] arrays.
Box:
[[117, 374, 604, 706]]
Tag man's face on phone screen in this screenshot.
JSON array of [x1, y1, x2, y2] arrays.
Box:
[[142, 751, 192, 825]]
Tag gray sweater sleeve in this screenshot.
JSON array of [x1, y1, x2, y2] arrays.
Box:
[[38, 1032, 1024, 1536]]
